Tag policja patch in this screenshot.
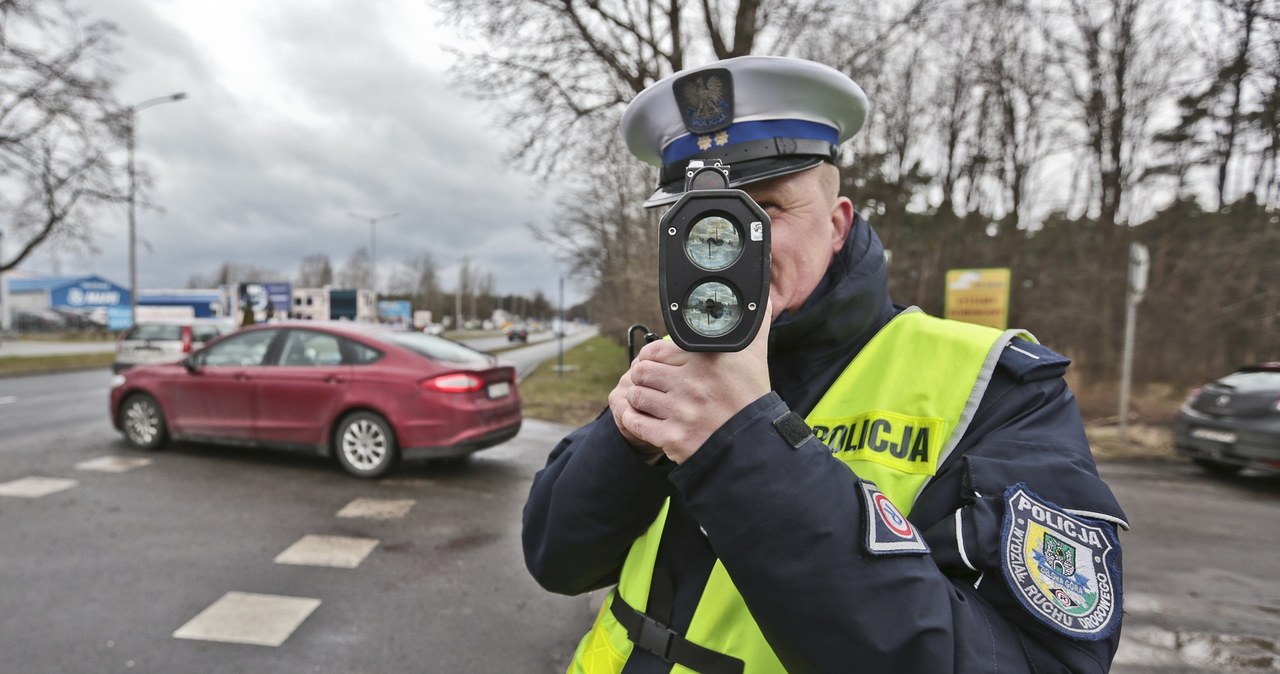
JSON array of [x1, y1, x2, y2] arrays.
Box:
[[1001, 484, 1121, 640]]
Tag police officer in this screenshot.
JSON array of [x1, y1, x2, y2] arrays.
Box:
[[524, 55, 1128, 673]]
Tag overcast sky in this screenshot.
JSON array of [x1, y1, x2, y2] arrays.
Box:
[[36, 0, 586, 305]]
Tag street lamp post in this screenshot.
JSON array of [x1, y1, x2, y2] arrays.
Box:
[[348, 211, 399, 292], [0, 229, 10, 332], [126, 92, 187, 328]]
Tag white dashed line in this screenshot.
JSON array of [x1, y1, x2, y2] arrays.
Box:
[[76, 456, 153, 473], [336, 497, 415, 520], [0, 396, 17, 405], [0, 476, 78, 498], [274, 535, 379, 569], [172, 591, 321, 647]]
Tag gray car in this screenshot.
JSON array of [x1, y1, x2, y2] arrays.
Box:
[[113, 320, 234, 373], [1173, 363, 1280, 475]]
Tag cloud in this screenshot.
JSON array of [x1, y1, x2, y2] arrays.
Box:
[[55, 0, 588, 305]]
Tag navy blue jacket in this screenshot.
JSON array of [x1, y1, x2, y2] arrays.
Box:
[[524, 216, 1129, 673]]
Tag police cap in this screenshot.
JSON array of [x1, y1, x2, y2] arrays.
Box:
[[621, 55, 869, 208]]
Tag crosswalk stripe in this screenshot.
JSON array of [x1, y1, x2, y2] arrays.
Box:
[[336, 497, 415, 519], [0, 476, 78, 498], [172, 591, 321, 647], [76, 456, 153, 473], [274, 535, 379, 568]]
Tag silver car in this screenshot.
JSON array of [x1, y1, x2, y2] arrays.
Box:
[[1174, 363, 1280, 475], [113, 320, 234, 373]]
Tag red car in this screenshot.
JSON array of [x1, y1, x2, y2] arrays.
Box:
[[109, 321, 521, 478]]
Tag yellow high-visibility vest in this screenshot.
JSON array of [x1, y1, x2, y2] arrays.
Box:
[[567, 309, 1034, 673]]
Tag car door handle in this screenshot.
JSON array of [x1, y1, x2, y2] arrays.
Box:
[[325, 376, 347, 384], [235, 373, 251, 381]]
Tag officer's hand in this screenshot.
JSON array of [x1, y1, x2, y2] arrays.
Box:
[[608, 365, 664, 463], [615, 303, 772, 464]]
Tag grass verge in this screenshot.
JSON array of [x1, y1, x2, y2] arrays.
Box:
[[519, 335, 626, 427], [0, 352, 115, 377], [519, 336, 1178, 462]]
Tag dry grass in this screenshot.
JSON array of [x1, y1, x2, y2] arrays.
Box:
[[0, 352, 114, 376], [519, 335, 627, 428], [1084, 423, 1178, 462], [520, 337, 1184, 461]]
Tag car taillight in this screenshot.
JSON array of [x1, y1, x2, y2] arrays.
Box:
[[420, 373, 485, 393], [181, 327, 193, 353]]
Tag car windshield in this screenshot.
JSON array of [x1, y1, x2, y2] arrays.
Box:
[[125, 324, 182, 341], [1218, 370, 1280, 393], [372, 332, 492, 364]]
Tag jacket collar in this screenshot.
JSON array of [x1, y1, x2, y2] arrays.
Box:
[[768, 213, 897, 413]]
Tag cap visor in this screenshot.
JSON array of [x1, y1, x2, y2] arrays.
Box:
[[643, 156, 827, 208]]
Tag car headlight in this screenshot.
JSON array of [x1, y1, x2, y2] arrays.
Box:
[[110, 374, 126, 389]]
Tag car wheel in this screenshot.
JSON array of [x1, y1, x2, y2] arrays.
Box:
[[1192, 458, 1243, 476], [120, 393, 168, 450], [334, 411, 398, 478]]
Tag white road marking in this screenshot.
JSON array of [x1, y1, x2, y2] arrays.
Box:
[[336, 497, 415, 520], [75, 456, 153, 473], [0, 476, 78, 498], [274, 535, 379, 568], [0, 396, 17, 405], [172, 591, 320, 647]]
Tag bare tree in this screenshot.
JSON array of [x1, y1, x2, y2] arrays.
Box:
[[456, 255, 474, 324], [0, 0, 126, 272], [336, 247, 372, 289], [981, 0, 1056, 231], [1046, 0, 1178, 226], [186, 262, 283, 289], [434, 0, 837, 176], [296, 253, 334, 287], [431, 0, 860, 336]]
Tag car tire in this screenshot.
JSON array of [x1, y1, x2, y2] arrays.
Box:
[[120, 393, 168, 450], [334, 411, 398, 479], [1192, 458, 1243, 476]]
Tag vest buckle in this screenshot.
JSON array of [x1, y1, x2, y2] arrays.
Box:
[[635, 615, 676, 662]]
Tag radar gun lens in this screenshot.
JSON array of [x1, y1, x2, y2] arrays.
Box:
[[685, 216, 743, 271], [683, 280, 742, 337]]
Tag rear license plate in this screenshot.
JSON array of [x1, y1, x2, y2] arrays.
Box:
[[487, 382, 510, 399], [1190, 428, 1237, 444]]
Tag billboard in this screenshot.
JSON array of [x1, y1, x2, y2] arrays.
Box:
[[944, 268, 1011, 330], [50, 276, 130, 310], [226, 282, 292, 322], [378, 300, 412, 327]]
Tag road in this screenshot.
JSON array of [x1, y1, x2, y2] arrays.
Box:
[[1103, 461, 1280, 672], [0, 373, 596, 673], [1, 354, 1278, 671]]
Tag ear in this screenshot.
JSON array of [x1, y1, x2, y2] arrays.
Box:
[[829, 196, 855, 254]]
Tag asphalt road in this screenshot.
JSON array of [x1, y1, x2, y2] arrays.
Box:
[[0, 369, 596, 674], [1, 361, 1277, 672]]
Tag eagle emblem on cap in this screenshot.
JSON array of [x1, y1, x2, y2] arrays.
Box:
[[674, 68, 734, 135]]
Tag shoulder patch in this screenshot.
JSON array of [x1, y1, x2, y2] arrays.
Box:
[[998, 340, 1070, 384], [861, 482, 929, 556], [1000, 484, 1121, 640]]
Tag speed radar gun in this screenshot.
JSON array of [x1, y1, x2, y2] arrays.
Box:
[[657, 159, 771, 352]]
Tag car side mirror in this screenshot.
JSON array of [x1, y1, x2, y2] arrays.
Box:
[[183, 357, 201, 373]]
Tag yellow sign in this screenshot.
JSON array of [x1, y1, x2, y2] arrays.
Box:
[[945, 268, 1011, 329]]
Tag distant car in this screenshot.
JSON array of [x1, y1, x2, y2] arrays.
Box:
[[1173, 363, 1280, 475], [113, 319, 235, 373], [507, 324, 529, 342], [109, 321, 522, 478]]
